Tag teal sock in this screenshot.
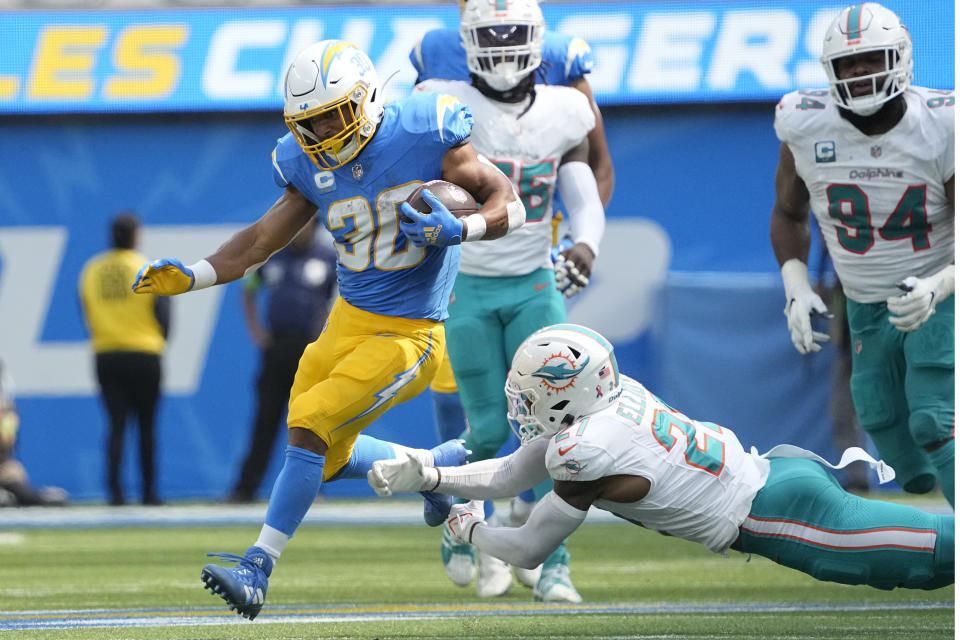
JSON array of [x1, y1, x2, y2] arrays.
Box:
[[543, 543, 570, 568], [928, 438, 954, 507]]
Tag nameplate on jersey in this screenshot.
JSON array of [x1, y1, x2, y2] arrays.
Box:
[[814, 140, 836, 163], [314, 171, 336, 194]]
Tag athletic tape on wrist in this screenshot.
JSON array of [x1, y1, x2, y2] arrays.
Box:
[[188, 259, 217, 291], [463, 213, 486, 242]]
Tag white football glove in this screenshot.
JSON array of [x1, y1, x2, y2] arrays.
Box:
[[780, 259, 831, 354], [367, 453, 437, 497], [445, 500, 486, 544], [554, 259, 589, 298], [886, 265, 955, 332]]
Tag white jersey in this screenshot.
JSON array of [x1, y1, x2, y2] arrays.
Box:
[[417, 79, 595, 277], [544, 376, 770, 554], [774, 87, 955, 303]]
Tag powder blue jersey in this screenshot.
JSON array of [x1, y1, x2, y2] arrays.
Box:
[[410, 28, 594, 86], [271, 92, 473, 321]]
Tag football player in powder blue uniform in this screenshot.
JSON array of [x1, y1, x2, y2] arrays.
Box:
[[132, 40, 523, 620]]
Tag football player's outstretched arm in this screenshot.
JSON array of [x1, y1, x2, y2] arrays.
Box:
[[132, 185, 317, 296], [570, 77, 614, 207], [441, 141, 524, 241], [457, 474, 651, 569], [368, 437, 550, 498], [769, 142, 829, 354], [554, 137, 604, 296]]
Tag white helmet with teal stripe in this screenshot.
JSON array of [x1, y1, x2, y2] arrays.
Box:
[[460, 0, 545, 92], [506, 323, 622, 444], [821, 3, 913, 116]]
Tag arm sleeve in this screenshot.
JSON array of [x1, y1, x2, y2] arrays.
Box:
[[471, 491, 587, 568], [435, 438, 550, 499], [557, 160, 605, 257]]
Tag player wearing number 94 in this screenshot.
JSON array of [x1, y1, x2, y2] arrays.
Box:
[[369, 323, 954, 592], [131, 40, 523, 620], [770, 3, 954, 508]]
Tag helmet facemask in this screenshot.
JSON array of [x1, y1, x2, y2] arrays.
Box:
[[285, 83, 376, 170], [825, 46, 910, 116]]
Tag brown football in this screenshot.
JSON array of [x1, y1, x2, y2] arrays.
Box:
[[402, 180, 478, 222]]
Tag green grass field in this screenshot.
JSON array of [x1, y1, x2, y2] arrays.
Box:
[[0, 502, 953, 640]]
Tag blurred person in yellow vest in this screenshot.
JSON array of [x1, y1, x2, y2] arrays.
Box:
[[79, 212, 170, 506]]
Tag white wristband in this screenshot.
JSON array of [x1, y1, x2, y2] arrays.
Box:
[[462, 213, 487, 242], [188, 259, 217, 291]]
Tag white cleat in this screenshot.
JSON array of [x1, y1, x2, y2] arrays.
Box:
[[441, 525, 477, 587], [477, 551, 513, 597], [534, 563, 583, 603], [513, 563, 542, 589]]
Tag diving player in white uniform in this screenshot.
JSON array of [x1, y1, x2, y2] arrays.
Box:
[[413, 0, 605, 602], [369, 323, 954, 592], [770, 3, 954, 507]]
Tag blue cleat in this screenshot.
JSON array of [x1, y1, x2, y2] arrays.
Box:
[[420, 439, 470, 527], [201, 545, 273, 620]]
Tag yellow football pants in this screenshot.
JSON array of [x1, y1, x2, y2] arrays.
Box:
[[429, 346, 459, 394], [286, 297, 444, 481]]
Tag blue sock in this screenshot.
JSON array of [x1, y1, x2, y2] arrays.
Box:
[[432, 390, 467, 442], [264, 446, 325, 537], [518, 488, 536, 503], [333, 435, 397, 480], [483, 500, 494, 520]]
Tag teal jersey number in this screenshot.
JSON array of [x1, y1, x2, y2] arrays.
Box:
[[492, 159, 557, 222], [651, 410, 725, 476], [827, 184, 931, 254]]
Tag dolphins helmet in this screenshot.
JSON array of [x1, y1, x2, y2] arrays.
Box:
[[506, 324, 622, 444]]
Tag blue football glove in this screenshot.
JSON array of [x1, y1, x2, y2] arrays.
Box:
[[398, 189, 464, 247], [131, 258, 195, 295]]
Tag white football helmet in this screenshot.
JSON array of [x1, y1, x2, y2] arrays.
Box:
[[821, 3, 912, 116], [283, 40, 384, 170], [460, 0, 545, 92], [506, 323, 622, 444]]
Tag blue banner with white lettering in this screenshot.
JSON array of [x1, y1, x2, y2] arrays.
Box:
[[0, 0, 953, 113]]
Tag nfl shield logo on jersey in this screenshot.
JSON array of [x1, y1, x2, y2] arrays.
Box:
[[352, 163, 364, 180], [814, 141, 836, 163], [871, 145, 882, 158]]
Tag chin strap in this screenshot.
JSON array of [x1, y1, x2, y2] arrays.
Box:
[[470, 72, 536, 107]]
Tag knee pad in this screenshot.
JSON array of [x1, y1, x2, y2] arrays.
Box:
[[908, 408, 952, 449]]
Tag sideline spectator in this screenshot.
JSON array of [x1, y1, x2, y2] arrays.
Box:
[[79, 212, 169, 506]]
